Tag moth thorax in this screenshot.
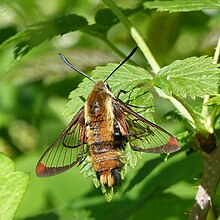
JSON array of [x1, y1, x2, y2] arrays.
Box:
[[98, 169, 121, 187]]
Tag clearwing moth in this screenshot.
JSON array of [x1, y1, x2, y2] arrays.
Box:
[[36, 47, 180, 188]]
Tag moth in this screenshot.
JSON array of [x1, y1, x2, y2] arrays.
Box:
[[36, 47, 180, 187]]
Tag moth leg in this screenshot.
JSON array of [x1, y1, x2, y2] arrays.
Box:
[[130, 144, 142, 152], [116, 86, 139, 99], [78, 155, 88, 166], [117, 92, 151, 111], [75, 143, 88, 166], [117, 89, 137, 108], [116, 89, 129, 98], [117, 92, 155, 117]]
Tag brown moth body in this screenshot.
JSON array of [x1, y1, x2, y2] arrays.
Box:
[[85, 82, 124, 186]]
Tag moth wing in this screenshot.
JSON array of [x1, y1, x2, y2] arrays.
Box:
[[118, 101, 180, 153], [36, 108, 86, 177]]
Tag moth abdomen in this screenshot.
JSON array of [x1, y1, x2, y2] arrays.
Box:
[[90, 143, 123, 187], [97, 169, 121, 187]]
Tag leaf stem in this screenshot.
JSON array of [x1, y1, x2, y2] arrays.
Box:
[[172, 94, 209, 137], [213, 35, 220, 64], [155, 87, 194, 123], [201, 35, 220, 133], [102, 0, 160, 73], [189, 145, 220, 219], [210, 105, 220, 129], [200, 36, 220, 133], [210, 35, 220, 129]]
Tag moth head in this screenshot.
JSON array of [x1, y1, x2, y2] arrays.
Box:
[[93, 81, 112, 95]]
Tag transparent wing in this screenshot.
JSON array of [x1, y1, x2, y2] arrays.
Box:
[[118, 102, 180, 153], [36, 108, 86, 177]]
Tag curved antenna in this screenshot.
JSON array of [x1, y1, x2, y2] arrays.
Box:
[[59, 53, 96, 84], [104, 46, 138, 82]]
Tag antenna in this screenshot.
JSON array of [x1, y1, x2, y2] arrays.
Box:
[[104, 46, 138, 82], [59, 53, 96, 84]]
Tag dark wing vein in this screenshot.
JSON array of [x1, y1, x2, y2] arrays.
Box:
[[118, 101, 180, 153], [36, 108, 86, 177]]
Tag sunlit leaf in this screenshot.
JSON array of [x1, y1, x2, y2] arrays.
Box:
[[154, 56, 220, 99]]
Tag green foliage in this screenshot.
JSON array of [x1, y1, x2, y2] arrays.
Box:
[[0, 153, 29, 220], [28, 152, 201, 220], [154, 56, 220, 99], [144, 0, 220, 12], [0, 14, 88, 58], [0, 0, 220, 219]]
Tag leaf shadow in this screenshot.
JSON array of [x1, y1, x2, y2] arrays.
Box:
[[123, 157, 161, 194]]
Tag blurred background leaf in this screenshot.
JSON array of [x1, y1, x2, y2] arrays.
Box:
[[144, 0, 220, 12], [0, 153, 29, 219]]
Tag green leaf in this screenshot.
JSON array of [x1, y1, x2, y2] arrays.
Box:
[[0, 14, 88, 58], [154, 56, 220, 99], [65, 63, 153, 118], [59, 209, 93, 220], [0, 153, 29, 219], [126, 151, 202, 202], [131, 192, 193, 219], [123, 157, 161, 193], [144, 0, 220, 12]]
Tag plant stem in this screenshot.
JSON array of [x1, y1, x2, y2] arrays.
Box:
[[172, 94, 209, 137], [210, 35, 220, 129], [102, 0, 160, 73], [210, 105, 220, 129], [155, 87, 195, 125], [130, 27, 160, 73], [201, 35, 220, 133], [189, 145, 220, 220], [213, 35, 220, 64]]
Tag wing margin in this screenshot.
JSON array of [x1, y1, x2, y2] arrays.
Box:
[[36, 108, 86, 177]]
